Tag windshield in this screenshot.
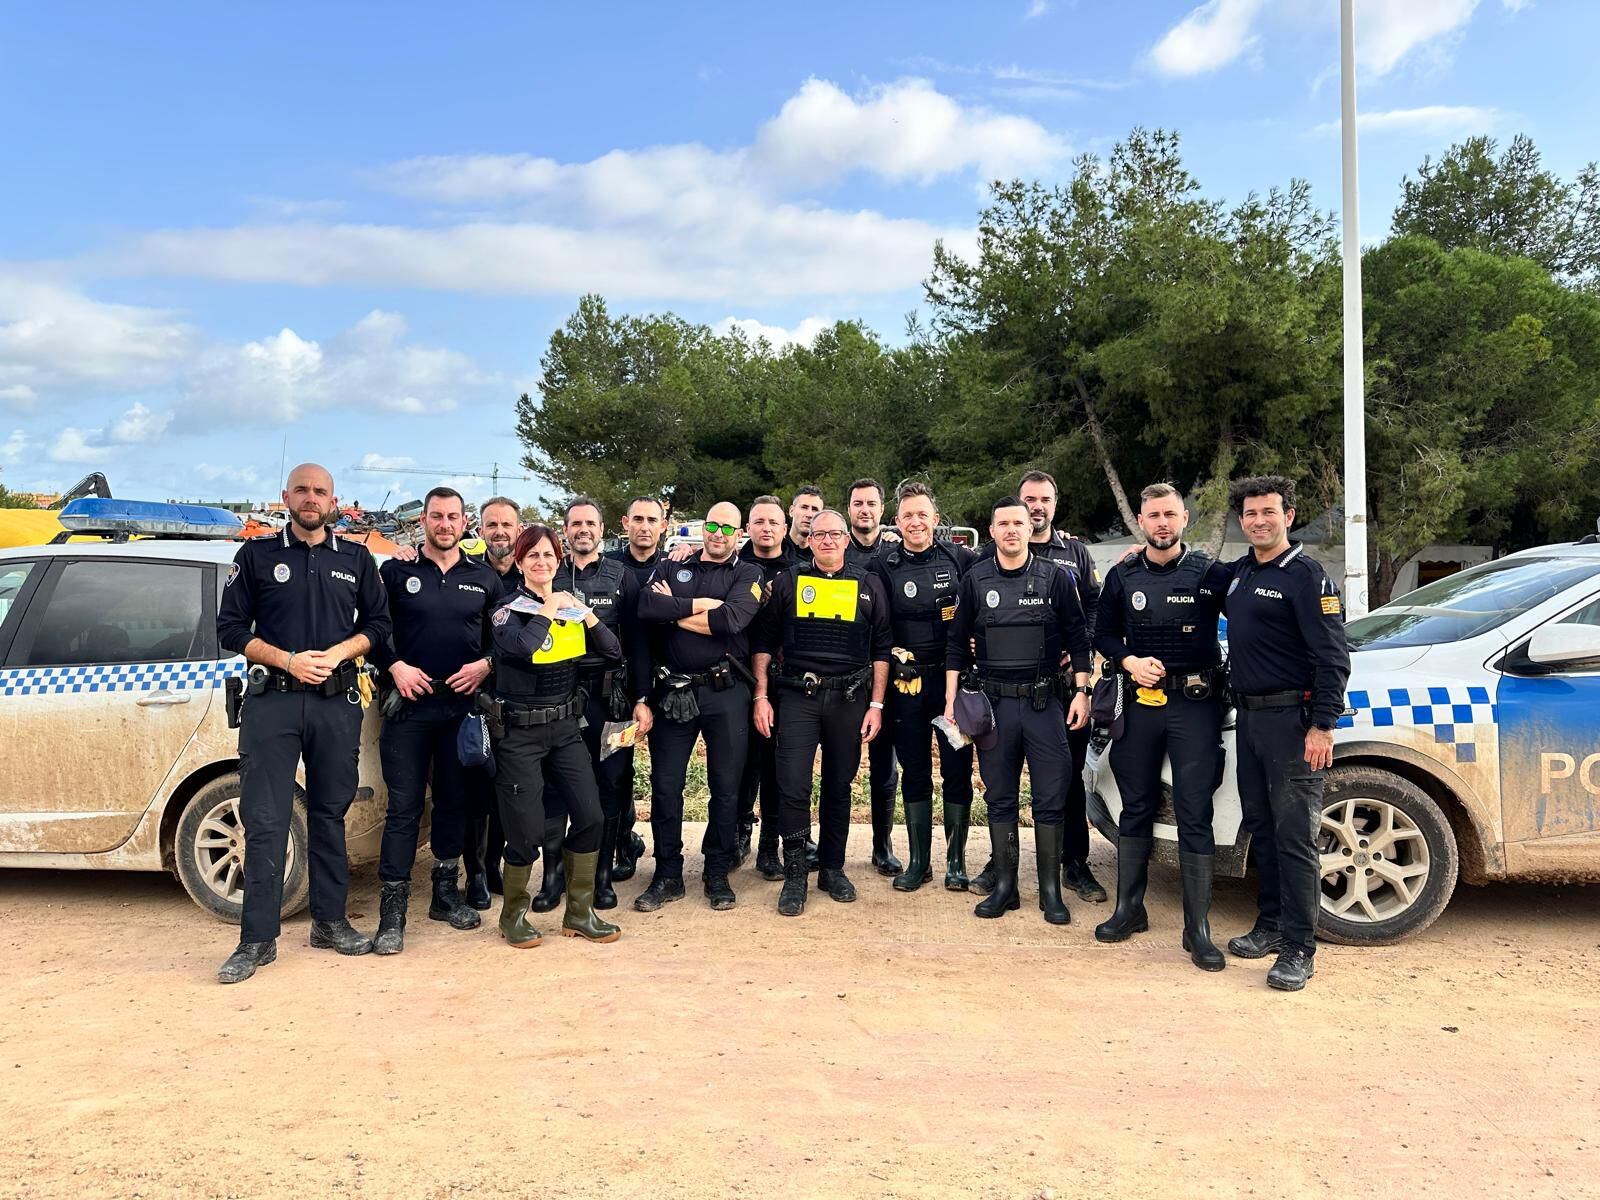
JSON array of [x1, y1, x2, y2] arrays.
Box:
[[1347, 557, 1600, 650]]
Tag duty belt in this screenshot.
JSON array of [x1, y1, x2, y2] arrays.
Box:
[[774, 665, 872, 696], [502, 695, 584, 726], [255, 662, 359, 697], [1121, 667, 1226, 694], [977, 677, 1047, 700], [1233, 689, 1310, 710]]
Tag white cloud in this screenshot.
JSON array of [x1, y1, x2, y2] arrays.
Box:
[[1501, 0, 1531, 10], [195, 462, 264, 487], [1357, 0, 1480, 76], [43, 402, 179, 464], [714, 315, 833, 350], [1149, 0, 1268, 76], [1, 430, 29, 462], [109, 402, 173, 443], [358, 452, 417, 470], [0, 384, 36, 409], [50, 428, 112, 464], [1024, 0, 1050, 17], [1314, 104, 1501, 136]]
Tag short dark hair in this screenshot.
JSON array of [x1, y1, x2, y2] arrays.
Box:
[[511, 523, 562, 565], [423, 486, 465, 513], [1228, 475, 1297, 516], [749, 494, 785, 515], [1018, 470, 1057, 494], [847, 478, 884, 503], [791, 485, 824, 505], [564, 495, 603, 523], [625, 496, 665, 518], [1139, 482, 1183, 508], [990, 495, 1026, 521], [895, 481, 938, 509], [481, 495, 521, 521]]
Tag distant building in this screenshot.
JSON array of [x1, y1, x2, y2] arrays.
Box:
[[15, 492, 62, 509]]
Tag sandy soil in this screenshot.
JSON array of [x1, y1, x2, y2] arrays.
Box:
[[2, 825, 1597, 1200]]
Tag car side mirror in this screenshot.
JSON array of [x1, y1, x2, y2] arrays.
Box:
[[1526, 623, 1600, 667]]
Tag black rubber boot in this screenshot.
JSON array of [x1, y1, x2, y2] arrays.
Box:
[[1035, 823, 1071, 926], [778, 832, 809, 916], [612, 806, 642, 882], [595, 816, 620, 911], [373, 880, 409, 955], [1179, 851, 1226, 971], [805, 834, 821, 872], [943, 802, 971, 891], [893, 801, 934, 892], [428, 861, 482, 930], [970, 857, 997, 896], [530, 817, 567, 913], [217, 939, 276, 984], [309, 919, 374, 955], [1064, 857, 1108, 903], [1094, 836, 1152, 943], [734, 823, 754, 869], [973, 823, 1020, 918], [498, 863, 542, 948], [561, 850, 622, 943], [1228, 921, 1285, 960], [871, 802, 902, 877], [1267, 947, 1315, 991], [755, 835, 783, 881], [463, 815, 492, 910]]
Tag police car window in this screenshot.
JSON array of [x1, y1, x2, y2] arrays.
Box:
[[1347, 558, 1600, 649], [0, 562, 34, 627], [1556, 595, 1600, 628], [24, 561, 205, 667]]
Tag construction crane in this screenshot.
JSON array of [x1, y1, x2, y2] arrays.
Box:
[[351, 462, 541, 493]]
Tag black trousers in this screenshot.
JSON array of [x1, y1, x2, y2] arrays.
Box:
[[738, 712, 782, 841], [647, 679, 750, 877], [377, 699, 470, 882], [1109, 693, 1222, 854], [1064, 724, 1092, 861], [542, 690, 634, 823], [978, 695, 1071, 826], [494, 717, 603, 866], [1236, 704, 1326, 955], [462, 764, 504, 869], [867, 718, 898, 837], [775, 687, 867, 870], [888, 678, 973, 812], [237, 689, 363, 943]]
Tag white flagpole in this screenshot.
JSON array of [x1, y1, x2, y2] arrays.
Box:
[[1340, 0, 1370, 617]]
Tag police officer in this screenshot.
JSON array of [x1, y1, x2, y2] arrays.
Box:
[[972, 470, 1107, 903], [368, 486, 500, 954], [1222, 475, 1351, 992], [215, 463, 392, 984], [736, 495, 796, 878], [606, 495, 668, 879], [870, 482, 977, 892], [1092, 483, 1235, 969], [635, 501, 764, 913], [752, 508, 892, 915], [945, 496, 1091, 924], [532, 497, 654, 912], [842, 478, 903, 877], [785, 485, 823, 565], [488, 524, 622, 947]]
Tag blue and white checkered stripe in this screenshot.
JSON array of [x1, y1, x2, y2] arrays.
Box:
[[1340, 685, 1496, 763], [0, 660, 246, 697]]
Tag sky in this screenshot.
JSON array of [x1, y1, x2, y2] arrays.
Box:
[[2, 0, 1595, 512]]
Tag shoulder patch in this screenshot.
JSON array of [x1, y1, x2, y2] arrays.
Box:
[[492, 607, 510, 626], [750, 581, 761, 600], [1320, 595, 1342, 615]]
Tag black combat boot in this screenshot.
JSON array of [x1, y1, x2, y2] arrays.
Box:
[[373, 880, 409, 955], [462, 814, 492, 910], [704, 860, 737, 911], [893, 801, 933, 892], [530, 817, 567, 913], [498, 863, 541, 948], [1094, 836, 1152, 943], [217, 939, 276, 984], [561, 850, 622, 943], [594, 815, 620, 911], [942, 801, 972, 891], [816, 866, 857, 902], [755, 834, 783, 881], [1064, 856, 1108, 903], [611, 807, 642, 882], [309, 919, 374, 955], [633, 872, 686, 912], [1266, 946, 1315, 991], [734, 822, 754, 869], [1228, 921, 1284, 960], [1179, 851, 1226, 971], [1035, 823, 1071, 926], [429, 860, 481, 930], [970, 857, 997, 896], [973, 823, 1020, 918], [777, 832, 809, 916]]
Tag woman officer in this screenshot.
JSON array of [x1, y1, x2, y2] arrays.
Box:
[[490, 524, 622, 946]]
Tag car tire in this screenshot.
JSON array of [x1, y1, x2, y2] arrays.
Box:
[[173, 774, 311, 924], [1316, 765, 1459, 946]]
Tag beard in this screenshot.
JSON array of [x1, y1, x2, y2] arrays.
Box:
[[487, 540, 513, 560], [1147, 531, 1181, 550], [293, 503, 334, 532], [426, 528, 459, 552]]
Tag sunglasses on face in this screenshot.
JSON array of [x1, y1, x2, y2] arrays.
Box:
[[703, 521, 738, 536]]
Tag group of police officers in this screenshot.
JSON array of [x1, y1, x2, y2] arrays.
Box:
[[216, 462, 1349, 994]]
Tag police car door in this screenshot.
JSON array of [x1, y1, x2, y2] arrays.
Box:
[[1496, 587, 1600, 843], [0, 556, 216, 853]]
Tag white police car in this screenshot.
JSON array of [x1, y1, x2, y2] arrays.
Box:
[[0, 500, 391, 922], [1086, 540, 1600, 944]]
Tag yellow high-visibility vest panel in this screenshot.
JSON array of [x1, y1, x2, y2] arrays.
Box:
[[794, 575, 858, 622], [532, 619, 587, 663]]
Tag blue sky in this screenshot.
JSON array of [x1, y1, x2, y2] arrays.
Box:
[[2, 0, 1594, 511]]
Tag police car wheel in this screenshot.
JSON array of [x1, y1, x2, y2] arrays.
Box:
[[173, 775, 312, 924], [1315, 766, 1459, 946]]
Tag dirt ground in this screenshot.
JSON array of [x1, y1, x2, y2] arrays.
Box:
[[2, 825, 1597, 1200]]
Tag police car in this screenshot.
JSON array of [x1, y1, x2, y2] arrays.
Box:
[[0, 500, 391, 922], [1087, 540, 1600, 945]]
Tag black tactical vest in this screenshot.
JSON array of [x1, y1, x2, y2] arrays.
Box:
[[782, 563, 873, 670], [563, 555, 627, 673], [878, 542, 963, 657], [494, 595, 589, 705], [1115, 549, 1223, 672], [970, 555, 1058, 680]]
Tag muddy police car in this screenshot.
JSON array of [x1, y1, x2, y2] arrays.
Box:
[[1087, 539, 1600, 944], [0, 501, 390, 922]]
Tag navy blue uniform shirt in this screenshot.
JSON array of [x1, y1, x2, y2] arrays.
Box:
[[217, 527, 390, 658], [637, 550, 764, 673], [373, 551, 499, 678]]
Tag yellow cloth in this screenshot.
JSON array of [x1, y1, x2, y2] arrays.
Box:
[[1134, 686, 1168, 708], [794, 574, 858, 622]]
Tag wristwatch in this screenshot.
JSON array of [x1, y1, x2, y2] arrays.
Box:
[[1076, 685, 1093, 696]]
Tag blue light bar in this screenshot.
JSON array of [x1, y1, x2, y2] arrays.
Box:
[[58, 498, 245, 539]]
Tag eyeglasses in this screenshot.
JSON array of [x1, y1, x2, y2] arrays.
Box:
[[809, 528, 847, 541], [703, 521, 738, 536]]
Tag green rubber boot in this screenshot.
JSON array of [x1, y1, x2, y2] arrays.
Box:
[[943, 802, 972, 891], [893, 801, 934, 892], [561, 850, 622, 944], [497, 863, 542, 948]]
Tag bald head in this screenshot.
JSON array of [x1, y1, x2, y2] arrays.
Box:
[[283, 462, 338, 536], [702, 501, 742, 563]]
